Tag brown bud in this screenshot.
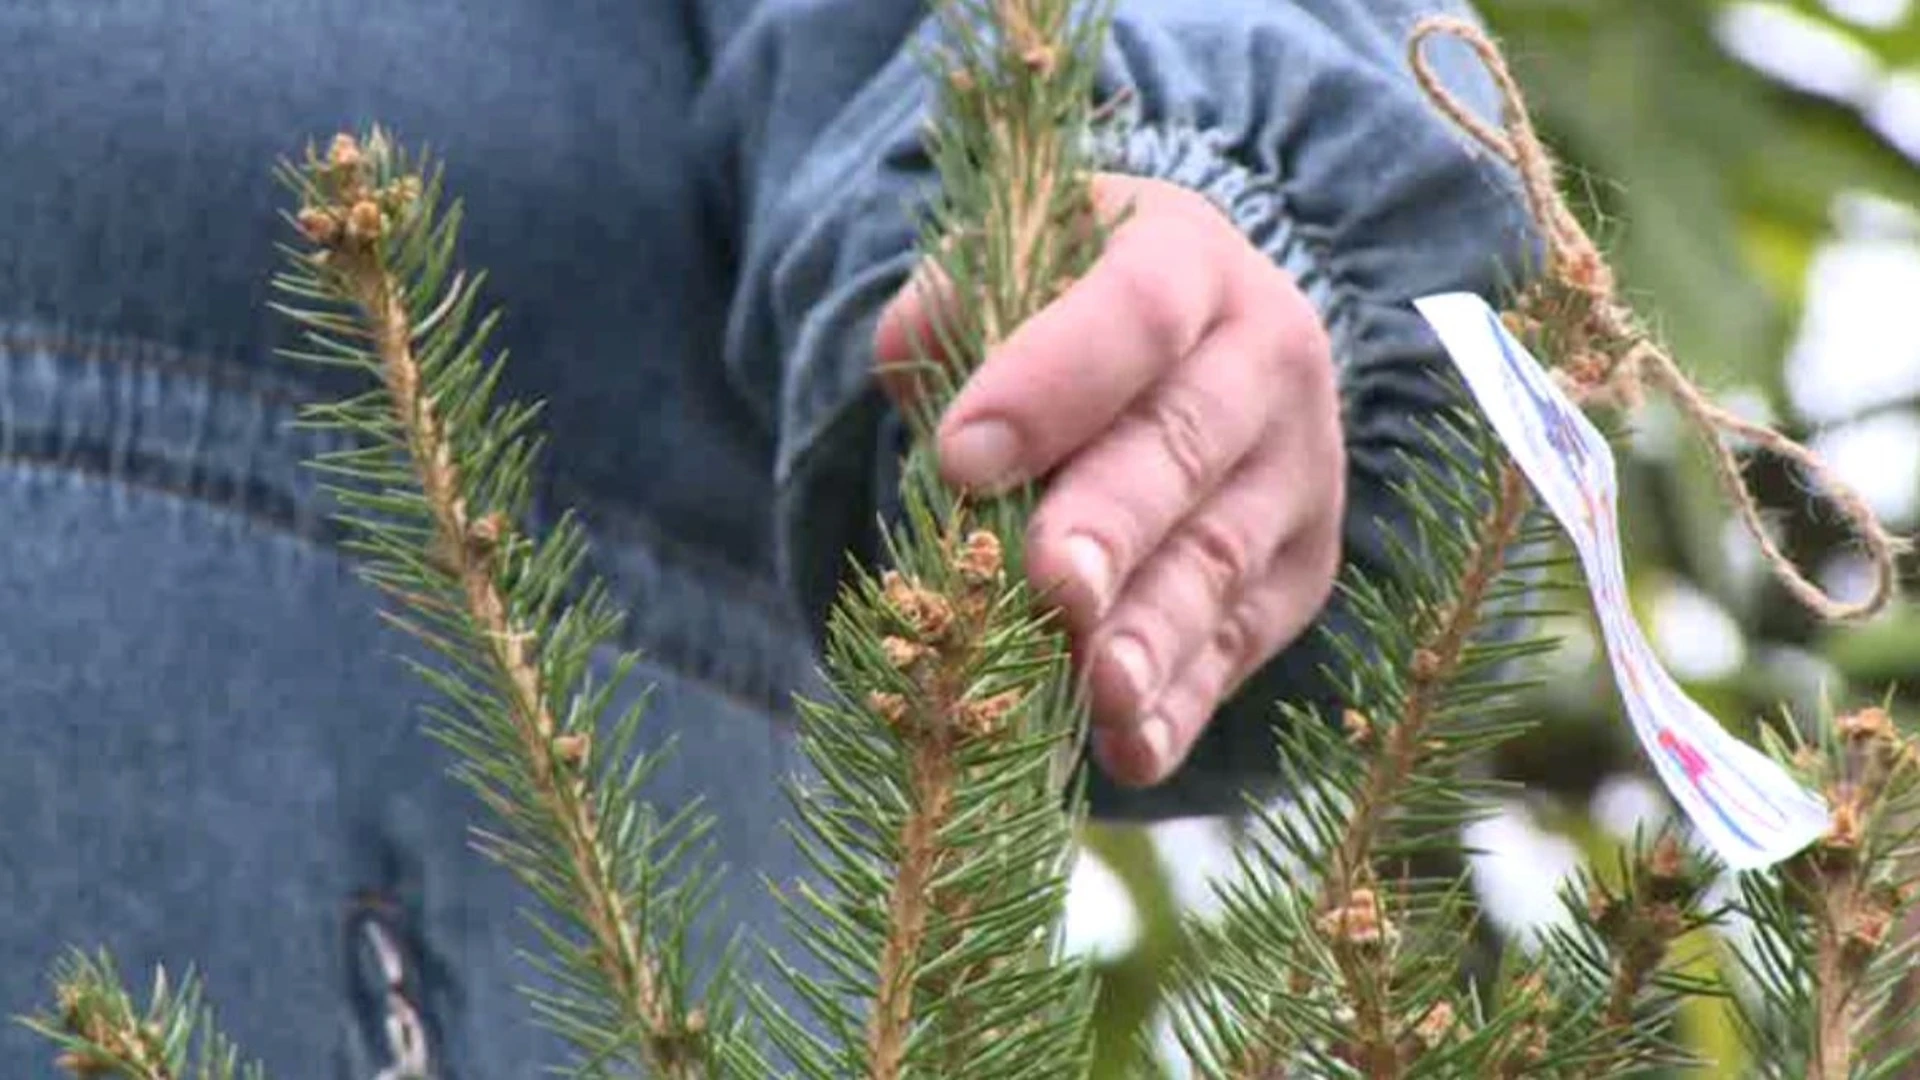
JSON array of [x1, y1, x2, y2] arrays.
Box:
[[55, 1049, 112, 1078], [1648, 833, 1686, 882], [881, 569, 914, 615], [1838, 706, 1896, 744], [1586, 880, 1617, 926], [296, 207, 341, 246], [1565, 247, 1607, 294], [1413, 999, 1456, 1049], [882, 635, 930, 671], [1410, 648, 1441, 681], [344, 199, 385, 245], [1645, 899, 1685, 940], [467, 511, 508, 555], [1342, 708, 1372, 746], [1823, 796, 1863, 852], [955, 529, 1003, 586], [1563, 349, 1611, 394], [1318, 887, 1390, 947], [958, 688, 1023, 738], [1020, 44, 1057, 73], [54, 980, 87, 1023], [384, 174, 423, 210], [1501, 973, 1553, 1067], [918, 594, 955, 639], [1511, 971, 1549, 1010], [327, 132, 364, 170], [552, 733, 590, 767], [1846, 899, 1894, 956], [880, 570, 954, 641], [1287, 967, 1313, 999], [867, 691, 910, 728], [1642, 833, 1696, 907]]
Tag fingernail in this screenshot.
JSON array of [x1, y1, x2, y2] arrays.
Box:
[[1137, 714, 1173, 777], [942, 418, 1022, 491], [1065, 532, 1113, 615], [1104, 633, 1155, 710], [1094, 715, 1175, 787]]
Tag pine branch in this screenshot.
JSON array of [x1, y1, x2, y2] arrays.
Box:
[[1800, 710, 1906, 1079], [1725, 705, 1920, 1080], [760, 455, 1102, 1079], [1318, 462, 1530, 921], [1516, 830, 1719, 1079], [1578, 838, 1712, 1077], [755, 1, 1114, 1076], [1159, 411, 1570, 1080], [271, 131, 738, 1077], [20, 951, 265, 1080]]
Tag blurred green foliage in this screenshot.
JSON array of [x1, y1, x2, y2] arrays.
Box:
[[1085, 2, 1920, 1075]]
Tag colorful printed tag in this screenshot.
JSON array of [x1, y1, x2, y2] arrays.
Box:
[[1413, 292, 1829, 871]]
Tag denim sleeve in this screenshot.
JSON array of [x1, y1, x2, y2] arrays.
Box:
[[694, 0, 1536, 819]]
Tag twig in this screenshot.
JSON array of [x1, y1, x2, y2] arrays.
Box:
[[1575, 833, 1701, 1078], [1798, 707, 1912, 1080], [27, 954, 253, 1080], [295, 134, 700, 1079], [861, 531, 1028, 1077], [1223, 464, 1533, 1080]]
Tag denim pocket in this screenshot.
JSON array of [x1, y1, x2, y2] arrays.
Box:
[[0, 325, 813, 1077]]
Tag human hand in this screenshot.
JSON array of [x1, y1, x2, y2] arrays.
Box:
[[873, 173, 1345, 787]]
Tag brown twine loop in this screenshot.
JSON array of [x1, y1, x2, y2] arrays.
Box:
[[1408, 15, 1908, 621]]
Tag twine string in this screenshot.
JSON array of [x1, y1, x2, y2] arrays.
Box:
[[1408, 16, 1906, 621]]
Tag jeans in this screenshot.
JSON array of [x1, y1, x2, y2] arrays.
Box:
[[0, 1, 819, 1073]]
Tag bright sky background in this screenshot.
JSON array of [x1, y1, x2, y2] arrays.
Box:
[[1063, 6, 1920, 1069]]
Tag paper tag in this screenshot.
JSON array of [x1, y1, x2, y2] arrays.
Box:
[[1413, 292, 1828, 871]]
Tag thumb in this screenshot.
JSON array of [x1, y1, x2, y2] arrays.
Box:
[[872, 257, 959, 414]]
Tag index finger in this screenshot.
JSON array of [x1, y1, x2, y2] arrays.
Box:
[[932, 175, 1239, 493]]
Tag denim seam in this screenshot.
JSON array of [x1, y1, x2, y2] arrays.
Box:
[[0, 323, 811, 715]]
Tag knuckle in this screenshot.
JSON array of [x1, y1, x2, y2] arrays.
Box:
[[1107, 249, 1189, 360], [1212, 607, 1254, 670], [1144, 385, 1220, 499], [1181, 513, 1257, 600]]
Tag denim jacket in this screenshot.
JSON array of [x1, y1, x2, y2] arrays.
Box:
[[0, 0, 1526, 1073]]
